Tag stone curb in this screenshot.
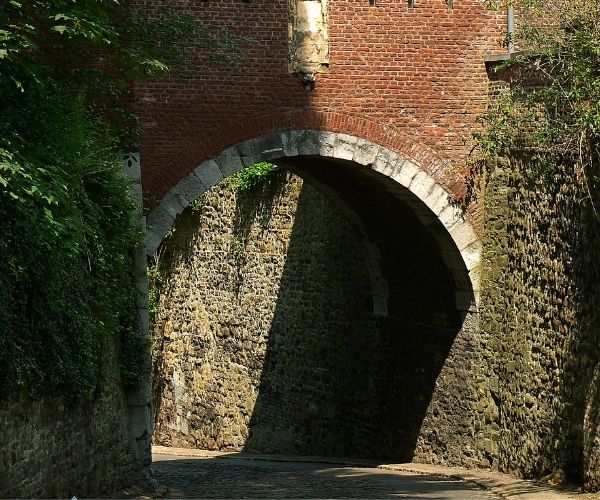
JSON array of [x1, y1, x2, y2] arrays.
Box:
[[377, 463, 576, 499], [152, 446, 577, 499]]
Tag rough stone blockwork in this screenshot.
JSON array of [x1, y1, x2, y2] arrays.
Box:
[[479, 162, 600, 491], [0, 387, 133, 498], [151, 170, 483, 465]]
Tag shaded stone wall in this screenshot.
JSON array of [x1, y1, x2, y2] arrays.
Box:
[[151, 170, 475, 462], [0, 381, 133, 497], [479, 161, 600, 491]]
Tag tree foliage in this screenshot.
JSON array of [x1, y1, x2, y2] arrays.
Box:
[[0, 1, 240, 400], [225, 162, 279, 191], [471, 0, 600, 210]]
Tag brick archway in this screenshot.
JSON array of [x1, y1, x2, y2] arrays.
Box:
[[145, 130, 480, 310]]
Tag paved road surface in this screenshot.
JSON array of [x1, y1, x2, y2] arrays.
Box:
[[151, 453, 500, 499]]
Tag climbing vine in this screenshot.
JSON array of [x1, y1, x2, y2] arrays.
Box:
[[0, 1, 242, 401], [225, 162, 279, 191], [0, 81, 145, 400], [471, 0, 600, 211]]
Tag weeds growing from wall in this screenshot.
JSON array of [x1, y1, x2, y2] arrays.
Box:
[[225, 162, 278, 192], [148, 162, 279, 320]]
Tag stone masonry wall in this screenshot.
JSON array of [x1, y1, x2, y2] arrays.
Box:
[[0, 380, 134, 498], [478, 161, 600, 491], [151, 170, 476, 462]]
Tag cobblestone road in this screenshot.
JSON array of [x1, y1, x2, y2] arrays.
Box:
[[151, 453, 500, 499]]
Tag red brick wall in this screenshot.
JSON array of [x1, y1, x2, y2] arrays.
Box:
[[133, 0, 507, 207]]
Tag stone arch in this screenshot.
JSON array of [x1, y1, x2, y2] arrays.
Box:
[[145, 130, 481, 311]]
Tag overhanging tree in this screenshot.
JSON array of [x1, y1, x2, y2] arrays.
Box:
[[470, 0, 600, 209], [0, 0, 241, 400]]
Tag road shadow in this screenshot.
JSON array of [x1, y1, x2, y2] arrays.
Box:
[[150, 455, 490, 499]]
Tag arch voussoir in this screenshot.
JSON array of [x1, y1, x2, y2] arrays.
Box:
[[353, 138, 381, 166], [215, 147, 244, 177], [333, 133, 358, 161], [176, 172, 206, 204], [194, 159, 223, 190]]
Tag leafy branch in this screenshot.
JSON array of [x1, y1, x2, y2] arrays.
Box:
[[471, 0, 600, 213]]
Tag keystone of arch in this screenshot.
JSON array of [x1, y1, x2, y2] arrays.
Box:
[[146, 130, 481, 307]]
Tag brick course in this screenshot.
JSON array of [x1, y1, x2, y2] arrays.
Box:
[[133, 0, 507, 209]]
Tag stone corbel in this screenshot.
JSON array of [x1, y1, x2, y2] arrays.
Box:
[[288, 0, 329, 89]]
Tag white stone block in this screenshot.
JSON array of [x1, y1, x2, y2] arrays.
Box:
[[333, 133, 358, 161], [461, 241, 482, 270], [318, 131, 337, 157], [216, 146, 244, 177], [172, 187, 190, 209], [438, 203, 464, 230], [408, 170, 436, 200], [297, 130, 321, 156], [257, 133, 285, 161], [160, 189, 188, 219], [146, 229, 162, 256], [393, 161, 420, 187], [387, 155, 405, 177], [353, 139, 380, 166], [469, 265, 482, 297], [450, 222, 478, 252], [176, 173, 206, 204], [194, 160, 224, 190], [146, 206, 174, 239], [282, 130, 300, 157], [422, 186, 451, 216], [237, 138, 260, 167]]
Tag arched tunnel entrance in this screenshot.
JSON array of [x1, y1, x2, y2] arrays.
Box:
[[147, 132, 480, 465]]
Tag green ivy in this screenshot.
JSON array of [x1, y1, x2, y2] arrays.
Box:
[[0, 79, 146, 400], [148, 265, 165, 322], [0, 0, 242, 402], [472, 0, 600, 211], [225, 162, 279, 191]]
